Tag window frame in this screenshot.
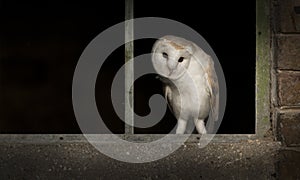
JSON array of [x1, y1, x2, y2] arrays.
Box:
[[122, 0, 271, 141], [0, 0, 270, 143]]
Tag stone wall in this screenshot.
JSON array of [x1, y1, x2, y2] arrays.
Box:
[[272, 0, 300, 147]]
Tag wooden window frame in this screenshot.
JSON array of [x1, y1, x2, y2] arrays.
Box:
[[0, 0, 271, 143], [121, 0, 271, 142]]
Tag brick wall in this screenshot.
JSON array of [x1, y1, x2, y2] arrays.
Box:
[[272, 0, 300, 147]]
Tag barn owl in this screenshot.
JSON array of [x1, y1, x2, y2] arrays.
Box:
[[151, 35, 219, 134]]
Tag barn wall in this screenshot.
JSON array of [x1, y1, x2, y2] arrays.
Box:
[[272, 0, 300, 147]]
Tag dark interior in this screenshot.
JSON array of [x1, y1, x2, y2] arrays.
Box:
[[0, 0, 255, 134]]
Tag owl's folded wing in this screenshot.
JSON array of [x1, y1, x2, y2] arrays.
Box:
[[164, 85, 174, 114], [205, 56, 219, 122]]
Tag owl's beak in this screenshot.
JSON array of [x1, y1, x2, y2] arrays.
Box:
[[167, 60, 177, 73]]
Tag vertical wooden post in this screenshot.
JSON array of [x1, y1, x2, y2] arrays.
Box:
[[125, 0, 134, 134], [256, 0, 271, 136]]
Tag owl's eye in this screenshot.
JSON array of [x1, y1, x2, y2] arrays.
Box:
[[178, 57, 184, 62], [162, 52, 168, 59]]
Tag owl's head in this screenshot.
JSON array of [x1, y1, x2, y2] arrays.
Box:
[[152, 35, 195, 80]]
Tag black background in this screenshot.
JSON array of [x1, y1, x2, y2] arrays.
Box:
[[0, 0, 255, 134]]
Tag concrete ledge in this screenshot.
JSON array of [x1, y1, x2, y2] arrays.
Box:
[[0, 134, 256, 144], [0, 136, 280, 179]]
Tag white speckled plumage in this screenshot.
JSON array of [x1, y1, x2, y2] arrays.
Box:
[[152, 35, 219, 134]]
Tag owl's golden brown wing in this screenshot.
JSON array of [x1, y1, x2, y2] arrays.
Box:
[[204, 56, 219, 122]]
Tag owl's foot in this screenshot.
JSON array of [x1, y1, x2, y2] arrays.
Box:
[[194, 119, 207, 134]]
